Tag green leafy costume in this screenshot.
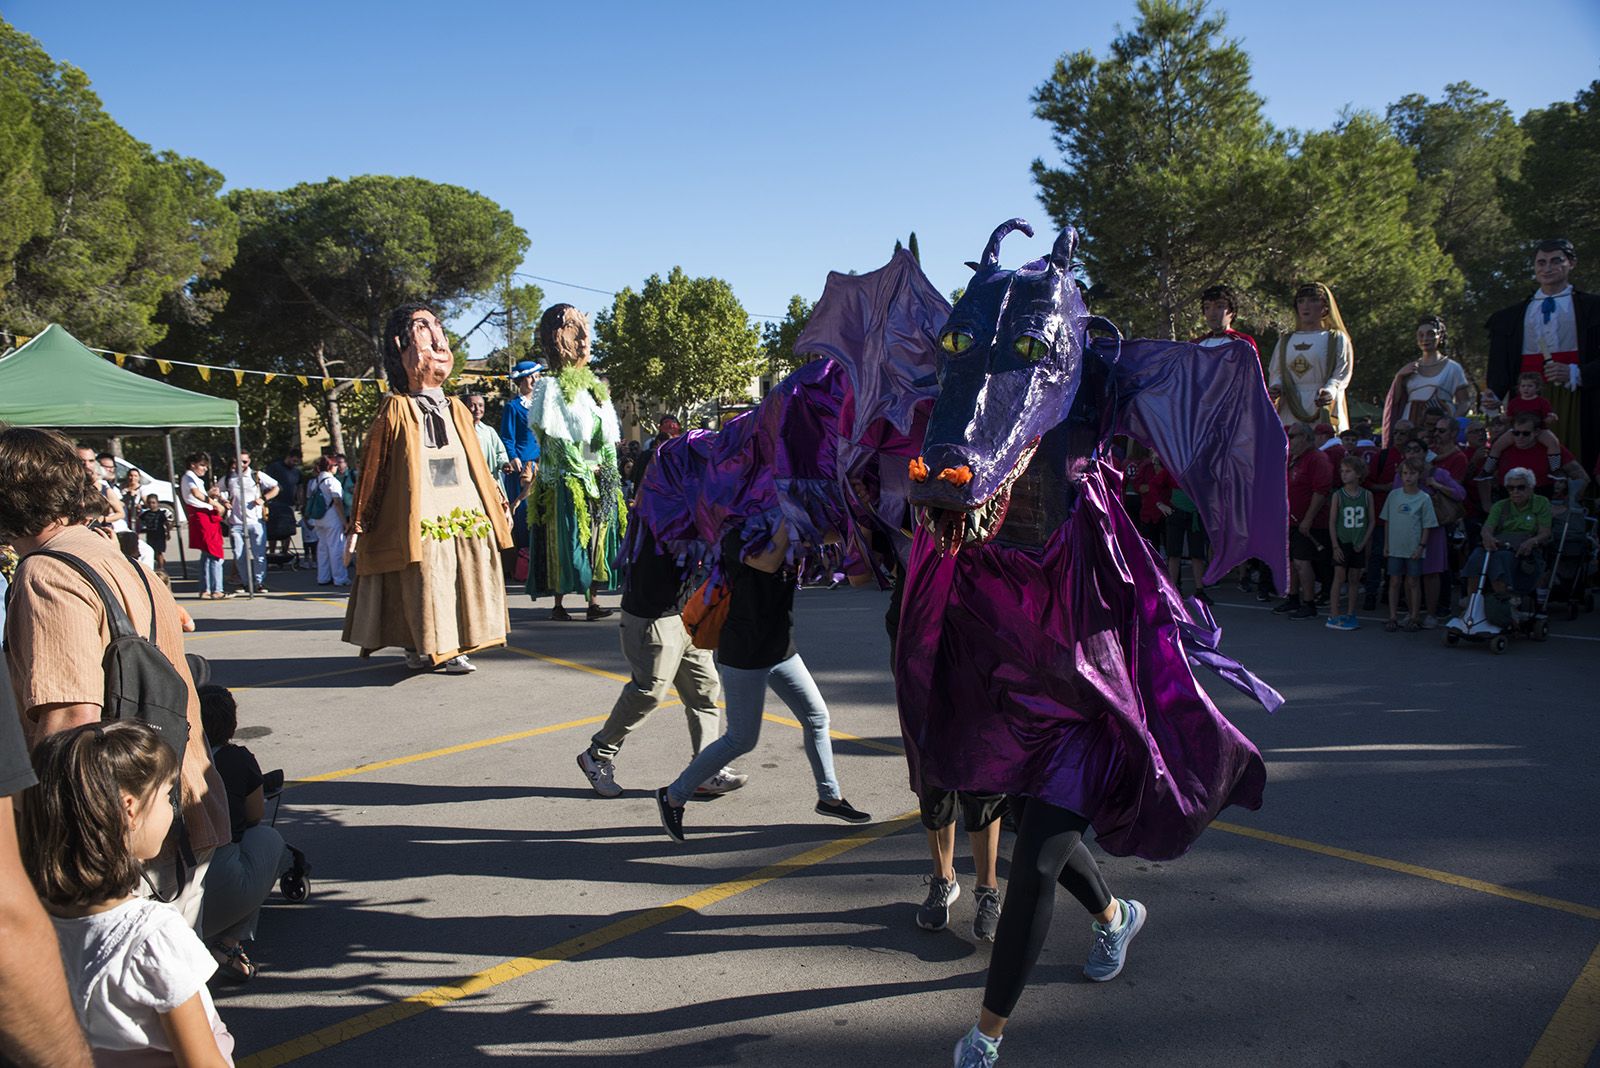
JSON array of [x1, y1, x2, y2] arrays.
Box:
[[526, 366, 626, 596]]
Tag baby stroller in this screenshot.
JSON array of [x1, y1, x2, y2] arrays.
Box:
[[259, 767, 312, 901], [1444, 537, 1551, 653], [1545, 501, 1598, 620], [261, 768, 314, 902]]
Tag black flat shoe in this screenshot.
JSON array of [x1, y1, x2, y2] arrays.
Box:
[[656, 787, 686, 842], [815, 798, 871, 824]]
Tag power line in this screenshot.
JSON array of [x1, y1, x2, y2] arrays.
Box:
[[512, 272, 787, 322]]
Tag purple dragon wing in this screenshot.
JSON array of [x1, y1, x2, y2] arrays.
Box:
[[793, 248, 949, 444], [697, 359, 851, 554], [1102, 336, 1290, 593], [793, 249, 950, 572]]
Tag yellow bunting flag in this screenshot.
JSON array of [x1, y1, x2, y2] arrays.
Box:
[[377, 379, 389, 393], [295, 375, 308, 387], [233, 370, 245, 386], [197, 366, 211, 382], [14, 335, 30, 347], [114, 353, 127, 367], [321, 377, 334, 391], [156, 360, 172, 375], [351, 379, 364, 394], [263, 373, 276, 385]]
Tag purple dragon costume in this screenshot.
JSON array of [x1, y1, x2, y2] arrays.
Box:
[[632, 220, 1287, 862]]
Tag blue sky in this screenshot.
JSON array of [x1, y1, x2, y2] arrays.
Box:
[[7, 0, 1598, 355]]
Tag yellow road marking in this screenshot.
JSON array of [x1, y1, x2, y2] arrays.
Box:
[[185, 618, 323, 643], [292, 715, 611, 784], [233, 660, 398, 691], [237, 812, 920, 1068], [1211, 821, 1600, 921], [504, 643, 631, 684], [1525, 940, 1600, 1067]]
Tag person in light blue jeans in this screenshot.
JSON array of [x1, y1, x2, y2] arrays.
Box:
[[656, 524, 870, 840]]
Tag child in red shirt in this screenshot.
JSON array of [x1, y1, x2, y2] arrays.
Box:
[[1504, 371, 1557, 428], [1133, 454, 1172, 546]]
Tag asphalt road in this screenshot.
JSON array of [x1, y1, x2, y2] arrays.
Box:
[[172, 559, 1600, 1068]]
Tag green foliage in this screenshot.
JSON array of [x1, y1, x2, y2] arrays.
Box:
[[1263, 112, 1459, 391], [1387, 83, 1527, 376], [1030, 0, 1456, 395], [420, 506, 492, 541], [594, 266, 763, 417], [1030, 0, 1290, 341], [761, 295, 815, 377], [0, 76, 49, 295], [493, 277, 544, 368], [165, 175, 527, 451], [0, 19, 237, 349], [1504, 80, 1600, 279]]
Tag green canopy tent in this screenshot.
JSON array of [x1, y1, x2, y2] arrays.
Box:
[[0, 324, 252, 588]]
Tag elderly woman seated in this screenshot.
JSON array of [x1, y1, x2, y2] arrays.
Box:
[[1463, 467, 1553, 600]]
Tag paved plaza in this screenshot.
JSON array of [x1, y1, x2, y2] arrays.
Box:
[[174, 563, 1600, 1067]]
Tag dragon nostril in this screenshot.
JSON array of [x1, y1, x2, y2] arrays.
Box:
[[909, 457, 929, 482], [937, 466, 973, 487]]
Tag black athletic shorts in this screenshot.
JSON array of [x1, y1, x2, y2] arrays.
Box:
[[1163, 515, 1209, 559], [1331, 541, 1367, 569], [919, 786, 1008, 832], [1289, 527, 1330, 564]]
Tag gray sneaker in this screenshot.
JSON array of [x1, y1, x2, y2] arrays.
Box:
[[972, 886, 1001, 942], [953, 1025, 1001, 1067], [695, 766, 748, 797], [1084, 898, 1146, 982], [576, 750, 621, 798], [917, 876, 960, 931]]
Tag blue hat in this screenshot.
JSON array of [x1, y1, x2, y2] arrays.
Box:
[[510, 360, 544, 379]]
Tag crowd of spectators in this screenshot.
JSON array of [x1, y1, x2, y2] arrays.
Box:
[[1122, 409, 1595, 635]]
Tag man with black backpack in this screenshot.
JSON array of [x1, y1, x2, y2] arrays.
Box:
[[0, 427, 231, 931]]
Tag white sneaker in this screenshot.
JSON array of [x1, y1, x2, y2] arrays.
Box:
[[576, 750, 622, 798], [441, 655, 475, 675], [696, 766, 749, 796]]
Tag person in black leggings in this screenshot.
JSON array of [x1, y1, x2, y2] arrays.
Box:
[[955, 796, 1146, 1067]]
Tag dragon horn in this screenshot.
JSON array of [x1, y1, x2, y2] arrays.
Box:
[[980, 218, 1034, 268], [1049, 227, 1079, 270]]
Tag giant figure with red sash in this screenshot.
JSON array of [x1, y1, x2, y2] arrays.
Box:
[[1486, 238, 1600, 474]]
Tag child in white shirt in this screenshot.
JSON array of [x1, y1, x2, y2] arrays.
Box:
[[19, 722, 234, 1066]]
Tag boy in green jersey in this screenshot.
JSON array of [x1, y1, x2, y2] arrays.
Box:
[[1326, 455, 1374, 630]]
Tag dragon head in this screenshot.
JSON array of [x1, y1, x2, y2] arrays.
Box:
[[909, 219, 1090, 552]]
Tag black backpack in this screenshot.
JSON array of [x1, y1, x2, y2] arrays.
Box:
[[22, 550, 195, 896]]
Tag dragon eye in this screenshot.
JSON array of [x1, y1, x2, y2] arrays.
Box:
[[1014, 336, 1049, 362], [940, 331, 974, 355]]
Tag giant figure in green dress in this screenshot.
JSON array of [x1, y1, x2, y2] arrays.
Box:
[[527, 303, 626, 621]]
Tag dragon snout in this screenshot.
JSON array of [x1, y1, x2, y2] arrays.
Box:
[[908, 456, 972, 487]]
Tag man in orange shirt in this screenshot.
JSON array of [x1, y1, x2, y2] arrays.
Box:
[[0, 427, 231, 931]]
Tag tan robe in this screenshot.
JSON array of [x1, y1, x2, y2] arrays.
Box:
[[344, 400, 509, 664]]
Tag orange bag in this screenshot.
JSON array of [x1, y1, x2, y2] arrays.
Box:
[[681, 578, 730, 650]]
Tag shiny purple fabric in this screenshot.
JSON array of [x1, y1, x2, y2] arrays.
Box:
[[1105, 336, 1292, 592], [793, 249, 947, 445], [632, 359, 854, 562], [894, 461, 1268, 861], [633, 252, 949, 573]]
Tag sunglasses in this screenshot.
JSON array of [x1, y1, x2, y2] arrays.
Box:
[[1511, 430, 1535, 438]]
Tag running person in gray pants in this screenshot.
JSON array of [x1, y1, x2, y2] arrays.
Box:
[[576, 526, 746, 798]]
